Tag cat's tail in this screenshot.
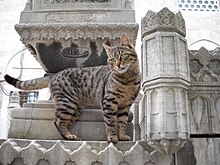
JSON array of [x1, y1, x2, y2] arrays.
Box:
[[4, 74, 53, 90]]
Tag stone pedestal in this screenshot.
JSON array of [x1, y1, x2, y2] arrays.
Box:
[[140, 7, 190, 156], [8, 101, 133, 141], [15, 0, 138, 73]]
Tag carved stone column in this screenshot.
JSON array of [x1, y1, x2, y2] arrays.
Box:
[[140, 7, 190, 156]]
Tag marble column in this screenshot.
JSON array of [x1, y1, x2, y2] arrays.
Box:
[[140, 7, 190, 156]]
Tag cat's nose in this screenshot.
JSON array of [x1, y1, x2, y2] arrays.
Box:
[[116, 60, 121, 68]]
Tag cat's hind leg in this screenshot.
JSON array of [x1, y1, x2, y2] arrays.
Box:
[[54, 100, 81, 141]]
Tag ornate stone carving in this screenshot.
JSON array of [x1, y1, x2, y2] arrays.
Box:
[[141, 7, 190, 156], [0, 139, 172, 165], [189, 46, 220, 135], [15, 23, 138, 73], [15, 23, 138, 42], [46, 13, 108, 23], [141, 7, 186, 38], [189, 47, 220, 83]]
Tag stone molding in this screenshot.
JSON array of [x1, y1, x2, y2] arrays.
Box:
[[0, 139, 172, 165], [189, 47, 220, 84], [15, 22, 138, 67], [15, 23, 139, 43], [141, 7, 186, 38]]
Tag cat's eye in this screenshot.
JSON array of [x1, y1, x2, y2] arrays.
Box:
[[122, 55, 129, 60], [108, 58, 115, 62]]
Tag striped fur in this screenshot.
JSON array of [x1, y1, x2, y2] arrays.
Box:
[[4, 35, 141, 143]]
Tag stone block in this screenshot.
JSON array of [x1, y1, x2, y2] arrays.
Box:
[[8, 101, 133, 141]]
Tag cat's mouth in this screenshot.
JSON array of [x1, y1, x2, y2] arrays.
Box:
[[114, 64, 130, 73], [115, 66, 125, 70]]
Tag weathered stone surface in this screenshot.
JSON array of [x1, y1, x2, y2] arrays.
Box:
[[0, 139, 21, 165], [71, 142, 98, 165], [19, 0, 136, 24], [141, 7, 190, 156], [189, 47, 220, 135], [175, 140, 197, 165], [192, 138, 220, 165], [45, 141, 71, 165], [124, 141, 150, 165], [7, 101, 133, 141], [147, 139, 186, 156], [98, 143, 124, 165], [20, 141, 46, 165], [0, 139, 172, 165], [141, 7, 186, 38]]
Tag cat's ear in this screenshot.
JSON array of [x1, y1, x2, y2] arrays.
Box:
[[102, 43, 112, 54], [120, 35, 134, 49]]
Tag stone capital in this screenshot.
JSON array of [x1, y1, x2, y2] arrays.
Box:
[[141, 7, 186, 38]]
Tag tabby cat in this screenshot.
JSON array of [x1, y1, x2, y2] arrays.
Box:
[[4, 35, 141, 143]]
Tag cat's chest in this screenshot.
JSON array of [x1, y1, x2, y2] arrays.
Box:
[[108, 83, 137, 104]]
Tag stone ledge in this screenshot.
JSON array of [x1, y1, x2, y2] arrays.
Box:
[[8, 102, 133, 141], [0, 139, 172, 165]]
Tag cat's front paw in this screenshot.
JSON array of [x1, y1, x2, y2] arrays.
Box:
[[107, 135, 118, 143], [119, 134, 131, 141], [65, 134, 81, 141]]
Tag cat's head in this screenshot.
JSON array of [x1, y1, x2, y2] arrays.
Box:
[[102, 35, 138, 74]]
